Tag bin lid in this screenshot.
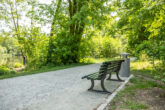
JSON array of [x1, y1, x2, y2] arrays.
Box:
[[121, 53, 130, 58]]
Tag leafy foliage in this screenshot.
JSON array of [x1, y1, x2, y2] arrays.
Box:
[[80, 35, 123, 58], [114, 0, 165, 83], [0, 66, 16, 76]]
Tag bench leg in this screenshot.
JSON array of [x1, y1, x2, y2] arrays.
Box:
[[116, 71, 124, 81], [107, 73, 112, 80], [107, 72, 124, 82], [88, 80, 94, 90], [87, 79, 111, 94], [101, 79, 111, 93]]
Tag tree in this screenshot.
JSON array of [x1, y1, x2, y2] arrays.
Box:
[[47, 0, 111, 64], [47, 0, 62, 63], [114, 0, 165, 83], [115, 0, 165, 56], [0, 0, 49, 67], [0, 0, 27, 65]]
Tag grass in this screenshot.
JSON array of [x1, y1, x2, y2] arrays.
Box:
[[130, 61, 153, 76], [0, 57, 117, 80], [0, 63, 87, 79], [123, 101, 149, 110], [130, 60, 162, 78]]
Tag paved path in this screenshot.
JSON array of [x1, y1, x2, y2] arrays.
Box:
[[0, 64, 123, 110]]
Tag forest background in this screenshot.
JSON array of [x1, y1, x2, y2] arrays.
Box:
[[0, 0, 165, 83]]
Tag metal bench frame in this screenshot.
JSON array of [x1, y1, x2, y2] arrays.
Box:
[[82, 60, 124, 94]]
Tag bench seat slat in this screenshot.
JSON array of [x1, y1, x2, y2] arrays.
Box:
[[82, 72, 103, 79]]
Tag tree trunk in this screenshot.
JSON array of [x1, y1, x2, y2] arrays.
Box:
[[21, 50, 26, 65], [47, 0, 62, 63], [67, 0, 86, 63], [9, 0, 27, 65]]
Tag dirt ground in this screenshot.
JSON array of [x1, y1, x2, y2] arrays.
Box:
[[14, 66, 25, 72], [135, 87, 165, 110], [107, 76, 165, 110]]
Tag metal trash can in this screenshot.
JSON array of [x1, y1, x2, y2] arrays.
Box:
[[120, 53, 130, 77]]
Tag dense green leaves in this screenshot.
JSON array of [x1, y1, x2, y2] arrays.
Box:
[[115, 0, 165, 83], [43, 0, 113, 64]]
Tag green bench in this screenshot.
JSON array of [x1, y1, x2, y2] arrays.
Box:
[[82, 60, 124, 93]]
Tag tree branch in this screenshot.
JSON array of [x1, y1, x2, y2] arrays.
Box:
[[50, 0, 62, 37], [9, 0, 18, 34]]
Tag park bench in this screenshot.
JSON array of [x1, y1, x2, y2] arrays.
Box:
[[82, 60, 124, 94]]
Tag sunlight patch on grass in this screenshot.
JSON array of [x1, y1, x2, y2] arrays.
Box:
[[130, 60, 163, 78], [131, 60, 161, 71], [131, 61, 153, 70]]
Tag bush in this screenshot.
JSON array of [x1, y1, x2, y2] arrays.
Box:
[[102, 37, 122, 58], [80, 58, 96, 63], [14, 63, 23, 68], [10, 70, 17, 74], [139, 51, 149, 61], [0, 66, 17, 76], [0, 66, 10, 75], [80, 36, 123, 59]]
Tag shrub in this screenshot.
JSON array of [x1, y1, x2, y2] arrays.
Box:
[[139, 51, 149, 61], [10, 70, 17, 74], [102, 37, 122, 58], [0, 66, 17, 76], [0, 66, 10, 75], [14, 63, 23, 68], [160, 72, 165, 84], [80, 36, 123, 59]]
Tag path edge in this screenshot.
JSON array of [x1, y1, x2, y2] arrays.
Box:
[[97, 74, 134, 110]]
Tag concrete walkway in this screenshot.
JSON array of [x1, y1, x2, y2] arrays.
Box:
[[0, 64, 125, 110]]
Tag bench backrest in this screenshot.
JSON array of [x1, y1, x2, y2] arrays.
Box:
[[98, 60, 124, 79]]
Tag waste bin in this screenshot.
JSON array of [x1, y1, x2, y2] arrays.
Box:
[[120, 53, 130, 77]]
